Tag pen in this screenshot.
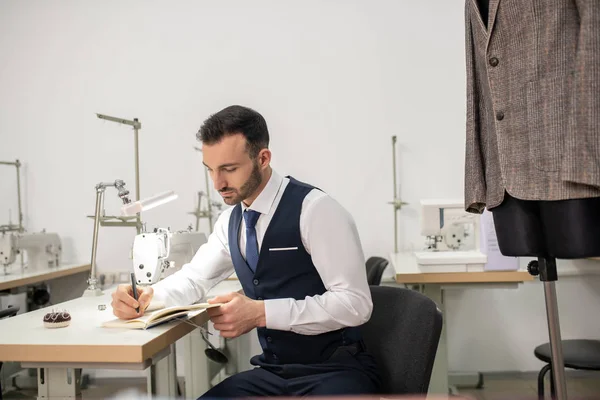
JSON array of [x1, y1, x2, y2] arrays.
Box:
[[131, 272, 140, 313]]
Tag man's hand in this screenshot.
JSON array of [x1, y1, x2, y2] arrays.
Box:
[[111, 284, 154, 320], [206, 292, 266, 338]]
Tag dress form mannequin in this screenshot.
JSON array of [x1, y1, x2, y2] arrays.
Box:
[[464, 0, 600, 398], [493, 192, 600, 259], [491, 192, 600, 398]]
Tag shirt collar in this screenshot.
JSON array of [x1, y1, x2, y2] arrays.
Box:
[[240, 169, 283, 216]]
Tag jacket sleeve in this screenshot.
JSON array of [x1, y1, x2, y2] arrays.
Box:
[[464, 3, 487, 214], [562, 1, 600, 187]]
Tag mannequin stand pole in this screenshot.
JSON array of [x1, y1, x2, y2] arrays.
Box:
[[529, 257, 567, 400]]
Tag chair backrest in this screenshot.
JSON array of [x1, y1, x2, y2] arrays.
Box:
[[360, 286, 442, 395], [0, 306, 20, 319], [365, 256, 389, 286]]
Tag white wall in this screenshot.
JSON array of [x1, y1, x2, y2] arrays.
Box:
[[1, 0, 599, 373]]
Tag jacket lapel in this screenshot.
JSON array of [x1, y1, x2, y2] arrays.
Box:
[[485, 0, 501, 52], [470, 0, 488, 33]]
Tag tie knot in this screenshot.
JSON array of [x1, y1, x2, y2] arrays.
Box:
[[244, 209, 261, 229]]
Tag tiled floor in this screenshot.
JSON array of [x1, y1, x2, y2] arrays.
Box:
[[3, 373, 600, 399], [459, 374, 600, 400]]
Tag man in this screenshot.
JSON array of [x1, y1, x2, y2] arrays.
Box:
[[111, 105, 381, 397]]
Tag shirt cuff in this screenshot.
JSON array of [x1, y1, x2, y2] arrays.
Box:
[[264, 298, 293, 331]]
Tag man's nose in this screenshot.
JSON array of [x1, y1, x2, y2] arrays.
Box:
[[213, 172, 227, 191]]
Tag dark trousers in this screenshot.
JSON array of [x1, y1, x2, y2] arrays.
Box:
[[199, 342, 381, 398]]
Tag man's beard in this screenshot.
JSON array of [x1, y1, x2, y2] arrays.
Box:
[[220, 161, 263, 205]]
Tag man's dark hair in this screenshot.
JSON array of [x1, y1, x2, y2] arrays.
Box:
[[197, 105, 269, 159]]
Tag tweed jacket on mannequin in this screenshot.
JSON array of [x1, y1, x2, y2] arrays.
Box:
[[464, 0, 600, 213]]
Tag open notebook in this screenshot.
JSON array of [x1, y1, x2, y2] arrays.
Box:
[[101, 302, 222, 330]]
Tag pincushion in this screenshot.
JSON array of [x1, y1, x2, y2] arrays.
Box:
[[43, 309, 71, 328]]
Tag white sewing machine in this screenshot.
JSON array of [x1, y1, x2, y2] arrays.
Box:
[[0, 231, 62, 274], [413, 199, 487, 272], [132, 227, 207, 285]]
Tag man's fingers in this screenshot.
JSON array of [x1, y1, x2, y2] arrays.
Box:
[[208, 292, 236, 304], [139, 288, 153, 300], [206, 307, 223, 318], [113, 285, 139, 308], [110, 284, 145, 319], [138, 290, 153, 310], [112, 301, 140, 319], [115, 309, 139, 320], [213, 323, 234, 332], [209, 315, 229, 324], [117, 291, 139, 308], [215, 329, 239, 339], [123, 295, 139, 309], [111, 298, 136, 313], [118, 284, 133, 296]]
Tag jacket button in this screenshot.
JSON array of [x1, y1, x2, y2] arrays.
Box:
[[267, 336, 273, 343], [272, 353, 278, 360], [496, 111, 505, 121], [257, 297, 263, 300], [253, 279, 259, 285], [489, 57, 499, 67]]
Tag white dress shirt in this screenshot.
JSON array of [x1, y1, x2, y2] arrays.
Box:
[[152, 170, 373, 335]]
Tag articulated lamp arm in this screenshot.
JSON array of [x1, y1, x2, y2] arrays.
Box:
[[83, 181, 177, 297], [83, 180, 133, 297]]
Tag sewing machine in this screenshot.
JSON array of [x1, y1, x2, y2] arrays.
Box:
[[132, 227, 207, 285], [413, 199, 487, 272], [0, 231, 62, 274]]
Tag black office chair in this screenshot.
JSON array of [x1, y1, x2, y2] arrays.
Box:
[[0, 306, 19, 319], [360, 285, 443, 395], [365, 256, 389, 286], [0, 306, 20, 400], [534, 339, 600, 399]]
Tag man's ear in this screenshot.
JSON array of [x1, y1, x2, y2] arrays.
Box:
[[258, 148, 271, 169]]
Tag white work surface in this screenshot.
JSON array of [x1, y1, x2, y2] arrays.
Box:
[[0, 279, 243, 399], [391, 252, 533, 285], [387, 252, 535, 396], [0, 263, 91, 292]]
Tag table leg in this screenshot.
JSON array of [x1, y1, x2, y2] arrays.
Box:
[[223, 331, 254, 377], [223, 337, 239, 377], [147, 344, 177, 398], [421, 284, 450, 396], [36, 367, 82, 399], [448, 371, 484, 389], [182, 329, 212, 399]]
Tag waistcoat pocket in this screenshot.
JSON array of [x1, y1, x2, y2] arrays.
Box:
[[269, 247, 299, 252]]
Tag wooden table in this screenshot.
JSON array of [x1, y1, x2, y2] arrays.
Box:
[[0, 263, 91, 292], [0, 279, 242, 399]]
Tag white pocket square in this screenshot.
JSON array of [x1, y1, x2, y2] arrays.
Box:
[[269, 247, 299, 251]]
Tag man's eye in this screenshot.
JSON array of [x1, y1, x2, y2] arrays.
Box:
[[224, 168, 237, 173]]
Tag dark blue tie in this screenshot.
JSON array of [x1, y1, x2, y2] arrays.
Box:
[[243, 209, 261, 273]]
